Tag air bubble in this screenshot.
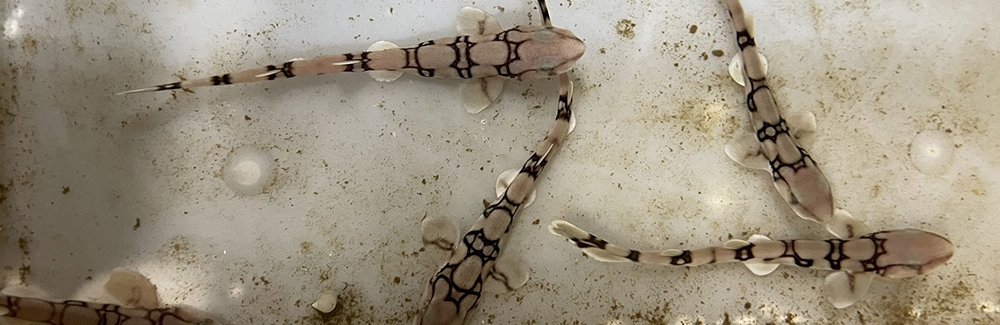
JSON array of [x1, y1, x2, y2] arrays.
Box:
[[909, 130, 955, 175], [223, 146, 275, 195]]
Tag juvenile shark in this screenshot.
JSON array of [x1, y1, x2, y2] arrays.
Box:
[[721, 0, 866, 238], [549, 219, 953, 308], [118, 2, 585, 114]]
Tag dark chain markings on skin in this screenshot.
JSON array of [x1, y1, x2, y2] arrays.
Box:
[[732, 243, 756, 261], [771, 240, 814, 267], [735, 30, 755, 50], [427, 153, 544, 314], [408, 40, 437, 77], [744, 77, 768, 113], [752, 116, 817, 183], [400, 27, 534, 79], [150, 82, 183, 92], [755, 119, 789, 143], [750, 110, 815, 185], [538, 0, 553, 26], [732, 12, 821, 189], [424, 72, 572, 317], [448, 36, 475, 79], [492, 28, 531, 79], [823, 238, 849, 270], [149, 27, 536, 90], [2, 295, 205, 325], [858, 231, 890, 275], [670, 250, 694, 265], [770, 154, 815, 189]]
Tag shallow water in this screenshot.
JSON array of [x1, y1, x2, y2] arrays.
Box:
[[1, 0, 998, 324]]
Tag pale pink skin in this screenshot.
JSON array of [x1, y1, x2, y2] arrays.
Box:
[[119, 14, 584, 94], [415, 73, 574, 325], [551, 221, 954, 277], [722, 0, 861, 237], [549, 219, 954, 306], [0, 295, 221, 325]]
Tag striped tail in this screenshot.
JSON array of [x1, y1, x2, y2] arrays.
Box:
[[0, 293, 222, 325], [547, 220, 700, 265], [117, 48, 401, 95], [721, 0, 767, 83], [548, 220, 766, 268]]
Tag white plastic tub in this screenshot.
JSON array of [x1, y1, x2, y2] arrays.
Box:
[[1, 0, 997, 323]]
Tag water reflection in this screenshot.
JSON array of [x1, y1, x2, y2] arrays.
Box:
[[3, 7, 24, 40]]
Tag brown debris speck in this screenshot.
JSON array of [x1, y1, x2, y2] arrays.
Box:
[[615, 19, 636, 39]]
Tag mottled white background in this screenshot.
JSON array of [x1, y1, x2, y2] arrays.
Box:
[[1, 0, 998, 324]]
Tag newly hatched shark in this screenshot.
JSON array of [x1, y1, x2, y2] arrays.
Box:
[[0, 294, 218, 325], [118, 2, 586, 114], [416, 74, 573, 323], [0, 269, 222, 325], [721, 0, 866, 238], [548, 220, 954, 308], [414, 21, 575, 323]]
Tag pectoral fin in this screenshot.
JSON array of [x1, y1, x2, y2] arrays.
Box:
[[825, 209, 871, 239], [496, 168, 536, 207], [460, 77, 505, 114], [823, 271, 874, 308], [104, 268, 160, 309], [786, 110, 818, 149], [483, 254, 529, 293], [725, 132, 769, 170], [421, 216, 459, 253], [456, 7, 502, 35], [366, 41, 404, 82]]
